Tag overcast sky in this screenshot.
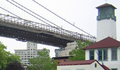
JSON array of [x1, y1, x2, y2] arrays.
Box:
[[0, 0, 119, 57]]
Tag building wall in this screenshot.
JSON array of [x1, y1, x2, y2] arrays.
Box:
[[57, 61, 104, 70], [55, 48, 65, 57], [15, 42, 42, 65], [97, 19, 116, 41], [85, 47, 120, 70], [57, 41, 78, 57]]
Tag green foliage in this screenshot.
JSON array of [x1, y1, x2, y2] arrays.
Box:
[[6, 53, 21, 64], [27, 48, 57, 70], [69, 40, 91, 61], [0, 42, 7, 69], [5, 61, 24, 70], [0, 42, 21, 69]]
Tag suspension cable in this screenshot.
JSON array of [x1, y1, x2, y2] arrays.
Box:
[[6, 0, 52, 26], [32, 0, 95, 37], [12, 0, 62, 28], [0, 7, 20, 18]]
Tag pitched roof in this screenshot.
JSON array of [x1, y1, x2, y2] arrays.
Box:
[[57, 60, 96, 66], [101, 65, 110, 70], [96, 3, 116, 9], [57, 60, 110, 70], [83, 37, 120, 50]]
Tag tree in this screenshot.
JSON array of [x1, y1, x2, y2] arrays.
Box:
[[6, 53, 21, 64], [5, 61, 24, 70], [27, 48, 57, 70], [0, 42, 7, 69], [69, 40, 91, 61], [0, 42, 21, 70]]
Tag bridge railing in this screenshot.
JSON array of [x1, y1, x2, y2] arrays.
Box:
[[0, 13, 96, 42]]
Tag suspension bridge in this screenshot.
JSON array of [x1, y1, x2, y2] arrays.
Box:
[[0, 0, 96, 47], [0, 14, 96, 47]]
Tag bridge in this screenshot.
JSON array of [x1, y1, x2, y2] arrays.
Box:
[[0, 13, 96, 47]]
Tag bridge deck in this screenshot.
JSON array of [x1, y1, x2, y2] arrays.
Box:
[[0, 14, 96, 47]]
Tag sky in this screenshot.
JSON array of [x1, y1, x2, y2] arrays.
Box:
[[0, 0, 119, 57]]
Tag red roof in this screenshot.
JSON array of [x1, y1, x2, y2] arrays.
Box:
[[96, 3, 116, 9], [101, 65, 110, 70], [58, 60, 110, 70], [83, 37, 120, 50], [58, 60, 96, 66]]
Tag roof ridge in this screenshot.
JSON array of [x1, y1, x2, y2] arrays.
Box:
[[83, 37, 120, 50], [58, 60, 97, 66], [96, 3, 116, 9]]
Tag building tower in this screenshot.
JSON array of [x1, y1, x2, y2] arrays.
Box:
[[15, 42, 44, 69], [27, 42, 38, 57], [96, 3, 117, 41]]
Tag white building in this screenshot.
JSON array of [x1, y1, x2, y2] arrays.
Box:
[[83, 3, 120, 70], [83, 37, 120, 70], [15, 42, 43, 66], [57, 3, 119, 70], [57, 60, 110, 70], [57, 41, 78, 57]]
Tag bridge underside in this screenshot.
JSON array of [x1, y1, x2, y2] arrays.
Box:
[[0, 26, 73, 47], [0, 14, 96, 47]]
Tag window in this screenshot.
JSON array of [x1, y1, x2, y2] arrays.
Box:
[[33, 44, 35, 45], [76, 69, 84, 70], [89, 50, 94, 60], [98, 50, 102, 60], [98, 49, 108, 61], [28, 46, 30, 48], [111, 48, 117, 60], [111, 68, 117, 70], [61, 69, 70, 70]]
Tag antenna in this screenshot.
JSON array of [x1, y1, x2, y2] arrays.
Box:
[[32, 0, 95, 38], [11, 0, 62, 28]]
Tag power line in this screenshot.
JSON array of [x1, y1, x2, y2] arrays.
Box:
[[6, 0, 52, 26], [32, 0, 95, 37], [12, 0, 62, 28]]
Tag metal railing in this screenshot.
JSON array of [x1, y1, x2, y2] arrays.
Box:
[[0, 13, 96, 42]]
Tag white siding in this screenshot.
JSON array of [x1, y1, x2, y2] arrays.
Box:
[[85, 50, 89, 60], [97, 19, 116, 41], [85, 47, 120, 70]]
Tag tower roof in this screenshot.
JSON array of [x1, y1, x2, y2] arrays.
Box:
[[83, 37, 120, 50], [96, 3, 116, 9]]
